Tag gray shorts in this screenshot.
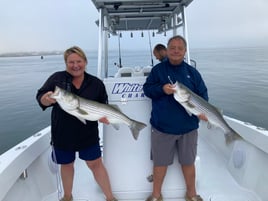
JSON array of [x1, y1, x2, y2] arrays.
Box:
[[151, 128, 198, 166]]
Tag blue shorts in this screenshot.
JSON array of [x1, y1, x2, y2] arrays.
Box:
[[51, 144, 101, 164]]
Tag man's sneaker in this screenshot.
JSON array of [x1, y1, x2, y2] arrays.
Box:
[[107, 198, 118, 201], [145, 194, 163, 201], [60, 195, 73, 201], [185, 194, 203, 201]]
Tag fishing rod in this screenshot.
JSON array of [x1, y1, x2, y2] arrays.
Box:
[[148, 31, 154, 66], [118, 32, 122, 68]]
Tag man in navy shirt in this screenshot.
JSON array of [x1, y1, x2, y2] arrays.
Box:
[[144, 35, 208, 201]]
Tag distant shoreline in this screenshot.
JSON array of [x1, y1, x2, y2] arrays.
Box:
[[1, 46, 267, 58], [0, 51, 63, 58]]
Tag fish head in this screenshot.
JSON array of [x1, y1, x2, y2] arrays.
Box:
[[173, 81, 190, 103], [50, 86, 79, 111]]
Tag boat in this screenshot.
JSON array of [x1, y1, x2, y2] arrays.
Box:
[[1, 1, 268, 201]]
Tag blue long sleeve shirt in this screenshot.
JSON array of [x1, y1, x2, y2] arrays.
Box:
[[143, 60, 208, 135]]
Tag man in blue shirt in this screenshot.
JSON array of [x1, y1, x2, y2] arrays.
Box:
[[143, 35, 208, 201]]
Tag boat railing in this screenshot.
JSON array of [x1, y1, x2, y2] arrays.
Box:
[[0, 126, 56, 201]]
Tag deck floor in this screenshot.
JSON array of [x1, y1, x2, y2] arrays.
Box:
[[43, 135, 258, 201], [195, 136, 257, 201]]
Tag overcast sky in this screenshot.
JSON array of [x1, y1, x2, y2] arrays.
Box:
[[0, 0, 267, 53]]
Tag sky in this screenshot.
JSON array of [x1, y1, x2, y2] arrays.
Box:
[[0, 0, 268, 54]]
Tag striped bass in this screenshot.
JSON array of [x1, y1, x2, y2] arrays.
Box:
[[50, 86, 146, 140], [173, 81, 241, 144]]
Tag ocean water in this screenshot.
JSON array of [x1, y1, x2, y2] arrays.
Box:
[[0, 47, 268, 154]]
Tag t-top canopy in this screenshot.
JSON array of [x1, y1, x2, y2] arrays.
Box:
[[91, 0, 193, 34]]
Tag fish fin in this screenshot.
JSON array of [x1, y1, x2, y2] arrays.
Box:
[[109, 104, 122, 112], [174, 93, 183, 102], [216, 107, 223, 115], [187, 111, 192, 116], [184, 109, 192, 116], [224, 130, 242, 145], [111, 123, 120, 130], [207, 122, 213, 129], [186, 102, 195, 109], [174, 93, 189, 103], [76, 107, 88, 115], [130, 120, 147, 140], [182, 102, 194, 116], [76, 117, 87, 124]]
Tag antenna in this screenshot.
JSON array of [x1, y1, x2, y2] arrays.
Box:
[[148, 31, 154, 66]]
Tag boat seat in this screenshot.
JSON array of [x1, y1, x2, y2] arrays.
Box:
[[114, 66, 153, 77], [114, 67, 134, 77], [142, 66, 152, 76]]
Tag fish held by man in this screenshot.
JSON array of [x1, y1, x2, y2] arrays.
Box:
[[173, 81, 242, 144], [50, 86, 147, 140]]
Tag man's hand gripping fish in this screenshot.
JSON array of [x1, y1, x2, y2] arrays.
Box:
[[173, 81, 241, 144]]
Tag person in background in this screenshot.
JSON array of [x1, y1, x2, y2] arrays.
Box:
[[36, 46, 118, 201], [143, 35, 208, 201], [153, 44, 167, 62]]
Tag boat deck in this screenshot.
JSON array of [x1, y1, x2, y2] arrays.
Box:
[[43, 126, 259, 201], [196, 135, 257, 201]]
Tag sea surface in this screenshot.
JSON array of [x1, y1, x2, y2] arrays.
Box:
[[0, 47, 268, 154]]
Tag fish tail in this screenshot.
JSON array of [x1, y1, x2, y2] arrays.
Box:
[[130, 120, 147, 140], [111, 123, 120, 130], [224, 129, 242, 145]]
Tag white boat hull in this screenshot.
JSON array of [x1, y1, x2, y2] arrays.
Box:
[[1, 1, 268, 200], [1, 110, 267, 201]]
